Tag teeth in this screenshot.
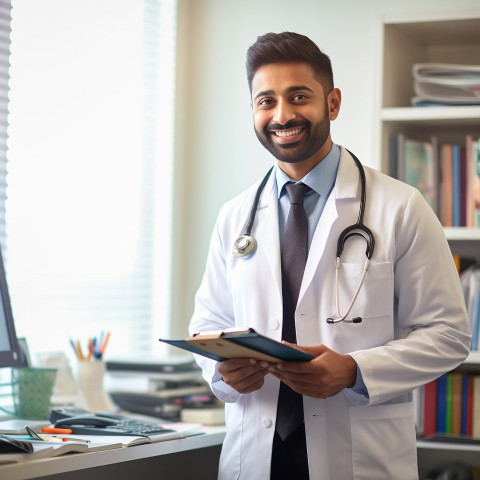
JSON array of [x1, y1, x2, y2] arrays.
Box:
[[274, 127, 302, 137]]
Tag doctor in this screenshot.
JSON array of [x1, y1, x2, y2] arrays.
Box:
[[189, 32, 471, 480]]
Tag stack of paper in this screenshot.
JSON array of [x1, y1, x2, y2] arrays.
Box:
[[411, 63, 480, 106], [104, 357, 217, 420]]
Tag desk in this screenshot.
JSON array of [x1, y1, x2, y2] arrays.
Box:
[[0, 427, 225, 480]]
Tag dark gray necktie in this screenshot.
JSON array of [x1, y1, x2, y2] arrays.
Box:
[[275, 182, 311, 441]]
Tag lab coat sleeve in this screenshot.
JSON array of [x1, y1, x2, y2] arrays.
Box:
[[349, 189, 471, 406], [189, 205, 242, 404]]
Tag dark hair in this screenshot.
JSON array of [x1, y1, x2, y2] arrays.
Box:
[[246, 32, 334, 94]]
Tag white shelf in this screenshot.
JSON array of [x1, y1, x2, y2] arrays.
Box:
[[382, 106, 480, 123], [444, 228, 480, 241], [417, 439, 480, 452], [465, 351, 480, 365]]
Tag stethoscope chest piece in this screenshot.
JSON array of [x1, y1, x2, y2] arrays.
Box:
[[232, 235, 257, 257]]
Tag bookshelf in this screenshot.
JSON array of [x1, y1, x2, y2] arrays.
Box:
[[377, 11, 480, 478]]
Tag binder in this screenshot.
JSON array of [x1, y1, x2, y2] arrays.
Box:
[[159, 328, 314, 363]]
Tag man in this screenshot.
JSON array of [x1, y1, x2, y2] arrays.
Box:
[[189, 32, 471, 480]]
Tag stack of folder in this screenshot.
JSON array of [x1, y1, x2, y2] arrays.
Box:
[[411, 63, 480, 106]]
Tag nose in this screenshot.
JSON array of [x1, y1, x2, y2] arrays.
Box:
[[272, 99, 296, 126]]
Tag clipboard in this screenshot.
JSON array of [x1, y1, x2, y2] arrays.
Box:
[[159, 328, 314, 363]]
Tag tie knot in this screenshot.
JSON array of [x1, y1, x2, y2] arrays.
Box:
[[285, 182, 311, 205]]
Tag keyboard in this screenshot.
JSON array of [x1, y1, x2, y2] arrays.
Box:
[[49, 406, 175, 437]]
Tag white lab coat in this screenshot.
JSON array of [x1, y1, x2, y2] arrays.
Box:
[[190, 147, 471, 480]]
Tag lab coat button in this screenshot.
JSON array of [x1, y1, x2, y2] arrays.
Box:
[[271, 319, 280, 330], [261, 416, 273, 428]]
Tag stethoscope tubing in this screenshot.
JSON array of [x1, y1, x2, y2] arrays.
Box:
[[232, 151, 375, 324]]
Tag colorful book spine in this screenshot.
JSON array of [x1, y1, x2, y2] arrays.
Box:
[[474, 376, 480, 438], [473, 139, 480, 228], [423, 380, 437, 437], [441, 143, 453, 227], [436, 374, 448, 434], [421, 373, 479, 439], [451, 373, 463, 435], [452, 144, 461, 227], [388, 135, 479, 228]]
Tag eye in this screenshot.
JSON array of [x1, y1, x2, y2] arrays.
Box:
[[292, 93, 308, 102], [257, 97, 275, 107]]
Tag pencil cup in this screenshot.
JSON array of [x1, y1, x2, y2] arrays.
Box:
[[77, 360, 114, 412], [11, 367, 57, 420]]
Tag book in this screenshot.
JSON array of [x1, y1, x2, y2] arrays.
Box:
[[473, 376, 480, 438], [423, 380, 437, 437], [473, 138, 480, 227], [463, 375, 474, 436], [451, 373, 463, 435], [61, 431, 186, 446], [159, 328, 315, 363], [466, 135, 474, 227], [452, 144, 462, 227], [403, 138, 436, 212], [441, 143, 453, 227], [0, 437, 121, 464], [436, 374, 448, 433], [445, 374, 453, 433], [109, 390, 217, 420]]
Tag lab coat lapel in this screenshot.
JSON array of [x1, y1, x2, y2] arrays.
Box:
[[299, 149, 361, 302], [255, 172, 282, 301]]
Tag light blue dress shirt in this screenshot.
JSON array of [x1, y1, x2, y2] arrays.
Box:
[[274, 143, 368, 397]]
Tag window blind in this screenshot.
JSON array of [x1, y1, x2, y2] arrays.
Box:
[[6, 0, 176, 360], [0, 0, 10, 253]]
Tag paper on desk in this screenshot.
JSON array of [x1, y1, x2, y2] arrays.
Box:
[[66, 430, 186, 447]]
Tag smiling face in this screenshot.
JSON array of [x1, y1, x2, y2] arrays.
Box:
[[251, 62, 341, 180]]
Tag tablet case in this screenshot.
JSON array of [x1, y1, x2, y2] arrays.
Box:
[[159, 328, 314, 363]]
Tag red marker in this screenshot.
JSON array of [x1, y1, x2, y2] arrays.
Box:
[[40, 427, 73, 434]]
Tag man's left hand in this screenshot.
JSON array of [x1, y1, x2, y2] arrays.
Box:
[[267, 343, 357, 399]]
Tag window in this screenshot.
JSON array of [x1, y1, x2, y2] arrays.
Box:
[[6, 0, 176, 359]]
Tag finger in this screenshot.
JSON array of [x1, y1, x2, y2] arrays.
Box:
[[218, 357, 257, 375], [268, 360, 315, 374], [282, 341, 330, 358], [229, 366, 269, 394]]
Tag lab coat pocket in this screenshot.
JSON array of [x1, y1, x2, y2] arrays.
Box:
[[334, 261, 393, 320], [350, 402, 418, 480]]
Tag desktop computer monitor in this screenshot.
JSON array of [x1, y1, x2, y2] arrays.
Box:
[[0, 246, 21, 368]]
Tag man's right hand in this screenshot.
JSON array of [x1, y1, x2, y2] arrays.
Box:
[[217, 358, 270, 394]]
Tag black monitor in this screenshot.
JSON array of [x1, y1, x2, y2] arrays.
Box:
[[0, 246, 21, 367]]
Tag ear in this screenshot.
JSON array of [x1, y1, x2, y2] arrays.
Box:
[[327, 88, 341, 120]]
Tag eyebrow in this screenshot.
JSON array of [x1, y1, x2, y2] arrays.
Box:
[[253, 85, 314, 101]]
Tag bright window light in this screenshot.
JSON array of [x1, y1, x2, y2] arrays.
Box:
[[6, 0, 176, 360]]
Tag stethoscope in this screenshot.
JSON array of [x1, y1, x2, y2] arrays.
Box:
[[232, 151, 375, 324]]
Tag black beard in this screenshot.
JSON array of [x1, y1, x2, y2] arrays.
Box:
[[254, 117, 330, 164]]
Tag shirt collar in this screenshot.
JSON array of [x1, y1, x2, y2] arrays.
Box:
[[275, 143, 341, 199]]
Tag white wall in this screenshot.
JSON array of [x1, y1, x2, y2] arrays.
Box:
[[170, 0, 480, 336]]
